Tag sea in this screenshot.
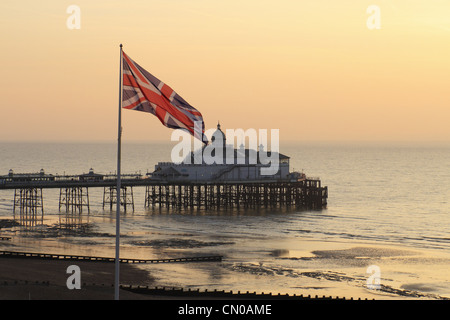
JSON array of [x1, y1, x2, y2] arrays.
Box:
[[0, 141, 449, 300]]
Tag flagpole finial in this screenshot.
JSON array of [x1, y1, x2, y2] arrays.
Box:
[[120, 43, 123, 48]]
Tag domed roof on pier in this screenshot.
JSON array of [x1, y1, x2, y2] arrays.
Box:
[[179, 122, 289, 165], [211, 121, 226, 145]]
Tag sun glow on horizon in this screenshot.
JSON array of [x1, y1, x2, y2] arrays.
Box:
[[1, 0, 449, 143]]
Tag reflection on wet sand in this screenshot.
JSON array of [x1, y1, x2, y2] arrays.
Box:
[[1, 216, 449, 300]]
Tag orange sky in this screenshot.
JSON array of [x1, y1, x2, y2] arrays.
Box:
[[1, 0, 449, 143]]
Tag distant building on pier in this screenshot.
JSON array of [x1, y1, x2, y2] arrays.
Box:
[[79, 168, 104, 182], [0, 169, 55, 183], [151, 123, 303, 182]]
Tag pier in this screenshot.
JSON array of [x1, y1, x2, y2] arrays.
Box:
[[0, 170, 327, 224]]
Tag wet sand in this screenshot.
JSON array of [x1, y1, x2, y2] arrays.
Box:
[[0, 257, 155, 300], [1, 244, 449, 300], [137, 240, 450, 300], [1, 218, 449, 300]]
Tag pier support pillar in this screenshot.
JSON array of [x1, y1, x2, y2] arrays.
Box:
[[59, 187, 90, 214], [144, 185, 156, 208], [13, 188, 44, 227], [58, 187, 90, 229], [103, 186, 134, 212]]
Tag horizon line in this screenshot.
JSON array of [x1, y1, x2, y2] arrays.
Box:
[[1, 139, 450, 146]]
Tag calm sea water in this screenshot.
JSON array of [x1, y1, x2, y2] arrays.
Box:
[[1, 141, 449, 298]]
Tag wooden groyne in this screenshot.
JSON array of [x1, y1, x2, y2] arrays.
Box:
[[0, 281, 373, 300], [0, 251, 222, 264], [120, 286, 373, 300]]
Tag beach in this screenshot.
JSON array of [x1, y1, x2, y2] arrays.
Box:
[[0, 257, 155, 300], [1, 222, 449, 300]]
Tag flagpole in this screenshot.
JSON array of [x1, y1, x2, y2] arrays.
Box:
[[115, 43, 123, 300]]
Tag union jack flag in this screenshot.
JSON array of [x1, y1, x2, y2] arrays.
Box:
[[122, 51, 208, 144]]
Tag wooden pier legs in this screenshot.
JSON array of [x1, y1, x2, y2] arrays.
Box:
[[9, 181, 326, 219], [142, 181, 327, 211], [58, 187, 90, 228], [103, 186, 134, 212], [13, 188, 44, 227], [59, 187, 90, 214]]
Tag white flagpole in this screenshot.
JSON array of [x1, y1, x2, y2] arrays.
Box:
[[115, 43, 123, 300]]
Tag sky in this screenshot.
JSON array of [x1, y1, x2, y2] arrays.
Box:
[[1, 0, 450, 143]]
